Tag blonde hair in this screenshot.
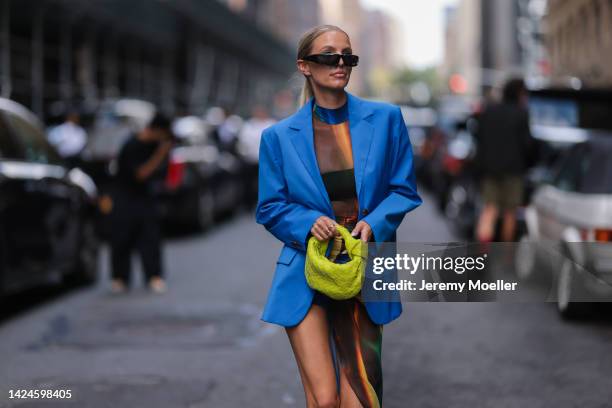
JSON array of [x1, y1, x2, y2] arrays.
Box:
[[296, 24, 349, 108]]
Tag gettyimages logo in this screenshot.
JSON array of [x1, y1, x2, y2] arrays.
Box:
[[372, 253, 488, 275]]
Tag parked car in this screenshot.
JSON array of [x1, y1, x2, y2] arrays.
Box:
[[0, 98, 99, 296], [154, 115, 244, 231], [515, 134, 612, 318], [442, 118, 479, 237], [424, 102, 474, 212], [398, 105, 438, 174]]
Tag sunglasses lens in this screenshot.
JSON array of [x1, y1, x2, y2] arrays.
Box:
[[319, 54, 341, 66], [343, 55, 359, 66], [304, 54, 359, 67]]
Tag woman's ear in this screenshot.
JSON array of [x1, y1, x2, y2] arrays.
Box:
[[297, 60, 311, 77]]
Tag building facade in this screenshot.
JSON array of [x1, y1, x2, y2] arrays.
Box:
[[0, 0, 295, 120], [545, 0, 612, 87], [442, 0, 535, 98], [360, 9, 405, 99], [441, 0, 483, 97]]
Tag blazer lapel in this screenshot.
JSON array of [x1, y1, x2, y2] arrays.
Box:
[[346, 92, 374, 202], [288, 92, 375, 215], [288, 97, 333, 214]]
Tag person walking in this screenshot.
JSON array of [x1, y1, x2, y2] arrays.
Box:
[[47, 110, 87, 168], [474, 78, 535, 242], [109, 113, 173, 294], [255, 25, 422, 408]]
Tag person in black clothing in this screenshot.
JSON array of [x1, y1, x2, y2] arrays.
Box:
[[474, 78, 536, 242], [109, 113, 173, 293]]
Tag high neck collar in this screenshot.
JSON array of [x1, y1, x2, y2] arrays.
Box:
[[313, 98, 349, 124]]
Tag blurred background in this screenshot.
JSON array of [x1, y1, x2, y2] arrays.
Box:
[[1, 0, 612, 407]]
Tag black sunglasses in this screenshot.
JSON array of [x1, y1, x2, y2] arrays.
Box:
[[302, 53, 359, 67]]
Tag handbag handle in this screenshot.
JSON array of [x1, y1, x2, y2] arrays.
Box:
[[328, 225, 367, 261]]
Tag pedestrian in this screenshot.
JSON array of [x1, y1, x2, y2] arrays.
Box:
[[109, 113, 173, 294], [47, 110, 87, 168], [255, 25, 422, 408], [217, 109, 243, 153], [474, 78, 536, 242]]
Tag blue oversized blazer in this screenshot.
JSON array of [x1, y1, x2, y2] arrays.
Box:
[[255, 91, 422, 327]]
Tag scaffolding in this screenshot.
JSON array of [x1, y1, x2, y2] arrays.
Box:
[[0, 0, 294, 121]]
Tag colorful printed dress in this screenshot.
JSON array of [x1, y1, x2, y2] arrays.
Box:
[[312, 99, 384, 408]]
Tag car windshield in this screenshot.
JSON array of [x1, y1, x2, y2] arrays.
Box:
[[529, 90, 612, 131], [580, 144, 612, 194], [529, 96, 578, 127], [2, 110, 62, 164], [0, 114, 23, 159]]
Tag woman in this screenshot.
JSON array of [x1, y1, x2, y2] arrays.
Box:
[[255, 25, 421, 408]]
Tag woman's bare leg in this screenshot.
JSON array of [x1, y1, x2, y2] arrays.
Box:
[[501, 209, 517, 242], [477, 204, 499, 242], [286, 304, 339, 408]]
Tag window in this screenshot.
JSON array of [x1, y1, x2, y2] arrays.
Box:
[[528, 97, 578, 128], [552, 145, 586, 192], [3, 111, 62, 165], [579, 144, 612, 194], [0, 115, 23, 159]]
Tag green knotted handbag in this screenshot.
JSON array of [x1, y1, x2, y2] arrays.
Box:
[[305, 224, 368, 300]]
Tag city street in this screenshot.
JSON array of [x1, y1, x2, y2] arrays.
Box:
[[1, 0, 611, 406], [1, 193, 612, 408]]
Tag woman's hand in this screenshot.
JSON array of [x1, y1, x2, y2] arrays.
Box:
[[310, 216, 337, 241], [351, 220, 372, 242]]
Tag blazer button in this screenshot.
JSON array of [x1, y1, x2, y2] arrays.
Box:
[[362, 208, 369, 215], [291, 240, 299, 248]]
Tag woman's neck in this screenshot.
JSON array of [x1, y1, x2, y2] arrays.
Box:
[[312, 88, 347, 109]]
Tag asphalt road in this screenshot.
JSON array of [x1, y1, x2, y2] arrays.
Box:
[[1, 193, 611, 407]]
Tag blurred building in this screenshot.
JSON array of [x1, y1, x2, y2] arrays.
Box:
[[218, 0, 321, 54], [517, 0, 549, 88], [442, 0, 549, 98], [360, 9, 405, 99], [441, 6, 459, 85], [441, 1, 482, 98], [259, 0, 321, 54], [482, 0, 523, 90], [545, 0, 612, 88], [0, 0, 294, 120]]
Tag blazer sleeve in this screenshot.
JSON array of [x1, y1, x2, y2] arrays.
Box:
[[255, 128, 325, 251], [362, 106, 422, 243]]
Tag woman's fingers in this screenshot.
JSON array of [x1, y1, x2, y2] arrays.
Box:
[[322, 220, 336, 236], [351, 221, 372, 242], [312, 223, 334, 240], [360, 229, 371, 242], [311, 225, 321, 240], [321, 225, 334, 239], [319, 218, 335, 236], [312, 225, 330, 240], [311, 216, 338, 241], [311, 225, 326, 240], [351, 223, 362, 237]]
